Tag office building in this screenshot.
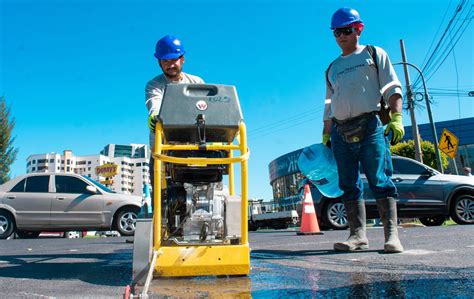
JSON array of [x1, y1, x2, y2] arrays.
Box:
[[26, 144, 150, 196]]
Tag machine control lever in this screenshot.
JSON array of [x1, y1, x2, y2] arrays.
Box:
[[196, 114, 207, 149]]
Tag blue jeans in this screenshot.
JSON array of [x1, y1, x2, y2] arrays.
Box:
[[331, 114, 397, 202]]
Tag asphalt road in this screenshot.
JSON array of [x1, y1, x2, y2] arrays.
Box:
[[0, 225, 473, 298]]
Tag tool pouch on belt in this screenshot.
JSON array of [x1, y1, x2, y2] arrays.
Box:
[[334, 113, 373, 143]]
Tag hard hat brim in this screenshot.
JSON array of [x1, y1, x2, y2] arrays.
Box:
[[154, 52, 185, 60], [330, 20, 363, 30]]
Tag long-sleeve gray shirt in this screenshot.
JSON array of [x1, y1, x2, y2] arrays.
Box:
[[323, 45, 402, 121], [145, 72, 204, 147]]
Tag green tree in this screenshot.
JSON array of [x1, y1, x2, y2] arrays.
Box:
[[390, 140, 449, 171], [0, 97, 19, 184]]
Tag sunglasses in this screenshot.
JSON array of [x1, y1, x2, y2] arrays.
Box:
[[333, 27, 355, 37]]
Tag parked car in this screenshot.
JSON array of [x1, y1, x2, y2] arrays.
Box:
[[304, 156, 474, 230], [0, 173, 143, 239]]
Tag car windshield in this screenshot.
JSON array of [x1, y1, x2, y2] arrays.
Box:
[[82, 176, 115, 193]]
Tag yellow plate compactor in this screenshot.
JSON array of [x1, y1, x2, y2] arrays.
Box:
[[130, 84, 250, 296]]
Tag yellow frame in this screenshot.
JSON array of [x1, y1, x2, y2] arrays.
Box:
[[152, 122, 250, 277]]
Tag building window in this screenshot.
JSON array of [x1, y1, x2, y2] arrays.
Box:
[[88, 161, 91, 165], [88, 167, 91, 171], [32, 167, 36, 171], [66, 159, 70, 165], [49, 159, 54, 163]]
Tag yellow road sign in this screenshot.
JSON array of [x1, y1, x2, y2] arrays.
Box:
[[438, 128, 459, 158]]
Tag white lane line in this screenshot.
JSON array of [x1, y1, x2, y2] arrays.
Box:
[[402, 249, 437, 255]]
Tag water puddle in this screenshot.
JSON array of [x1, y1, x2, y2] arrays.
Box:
[[145, 251, 474, 298]]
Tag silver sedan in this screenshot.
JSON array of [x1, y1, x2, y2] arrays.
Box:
[[0, 173, 143, 239]]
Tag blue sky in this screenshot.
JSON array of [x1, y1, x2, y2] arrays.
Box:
[[2, 0, 473, 199]]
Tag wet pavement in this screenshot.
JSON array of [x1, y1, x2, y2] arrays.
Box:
[[146, 252, 473, 298], [0, 225, 473, 298], [146, 225, 474, 298]]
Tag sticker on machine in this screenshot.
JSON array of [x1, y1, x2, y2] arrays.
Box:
[[196, 100, 208, 111]]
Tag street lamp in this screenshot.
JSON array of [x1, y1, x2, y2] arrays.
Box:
[[394, 61, 444, 173]]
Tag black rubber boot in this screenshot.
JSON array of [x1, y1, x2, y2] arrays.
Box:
[[376, 197, 404, 253], [334, 200, 369, 251]]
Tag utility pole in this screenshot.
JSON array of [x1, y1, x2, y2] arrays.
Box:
[[399, 40, 423, 163]]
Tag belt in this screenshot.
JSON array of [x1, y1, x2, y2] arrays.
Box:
[[332, 111, 377, 125]]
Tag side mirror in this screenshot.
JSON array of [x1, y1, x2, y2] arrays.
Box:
[[86, 185, 98, 194], [422, 168, 436, 177]]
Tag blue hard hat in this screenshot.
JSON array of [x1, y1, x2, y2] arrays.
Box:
[[331, 7, 363, 29], [154, 35, 186, 60]]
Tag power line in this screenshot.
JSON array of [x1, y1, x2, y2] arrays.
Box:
[[248, 107, 322, 134], [420, 0, 454, 70], [248, 108, 324, 141], [423, 11, 472, 84], [413, 0, 469, 88], [421, 3, 472, 86]]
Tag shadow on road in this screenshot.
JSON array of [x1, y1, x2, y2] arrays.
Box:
[[0, 250, 131, 286], [251, 248, 383, 259]]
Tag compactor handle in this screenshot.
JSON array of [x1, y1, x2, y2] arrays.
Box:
[[184, 84, 218, 96]]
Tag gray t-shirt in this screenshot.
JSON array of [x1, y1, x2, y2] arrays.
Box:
[[323, 45, 402, 121], [145, 72, 204, 147]]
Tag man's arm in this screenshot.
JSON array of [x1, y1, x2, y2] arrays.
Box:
[[322, 80, 333, 146], [323, 119, 332, 135], [384, 92, 404, 145], [388, 93, 402, 114], [145, 82, 165, 115], [145, 79, 166, 132]]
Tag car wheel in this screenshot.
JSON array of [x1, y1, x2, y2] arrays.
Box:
[[0, 211, 15, 239], [418, 216, 446, 226], [248, 222, 258, 231], [16, 231, 41, 239], [271, 221, 288, 230], [450, 194, 474, 225], [323, 200, 349, 230], [63, 231, 82, 239], [115, 208, 138, 236]]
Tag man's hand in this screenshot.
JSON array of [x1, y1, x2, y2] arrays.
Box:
[[384, 112, 404, 145], [322, 133, 331, 148], [148, 112, 158, 132]]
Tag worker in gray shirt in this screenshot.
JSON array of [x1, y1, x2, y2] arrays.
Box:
[[145, 35, 204, 208], [322, 8, 404, 253], [146, 34, 204, 148]]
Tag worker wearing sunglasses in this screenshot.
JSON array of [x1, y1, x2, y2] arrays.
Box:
[[333, 26, 355, 38], [322, 8, 405, 254]]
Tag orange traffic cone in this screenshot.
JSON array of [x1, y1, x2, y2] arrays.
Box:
[[297, 184, 323, 235]]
